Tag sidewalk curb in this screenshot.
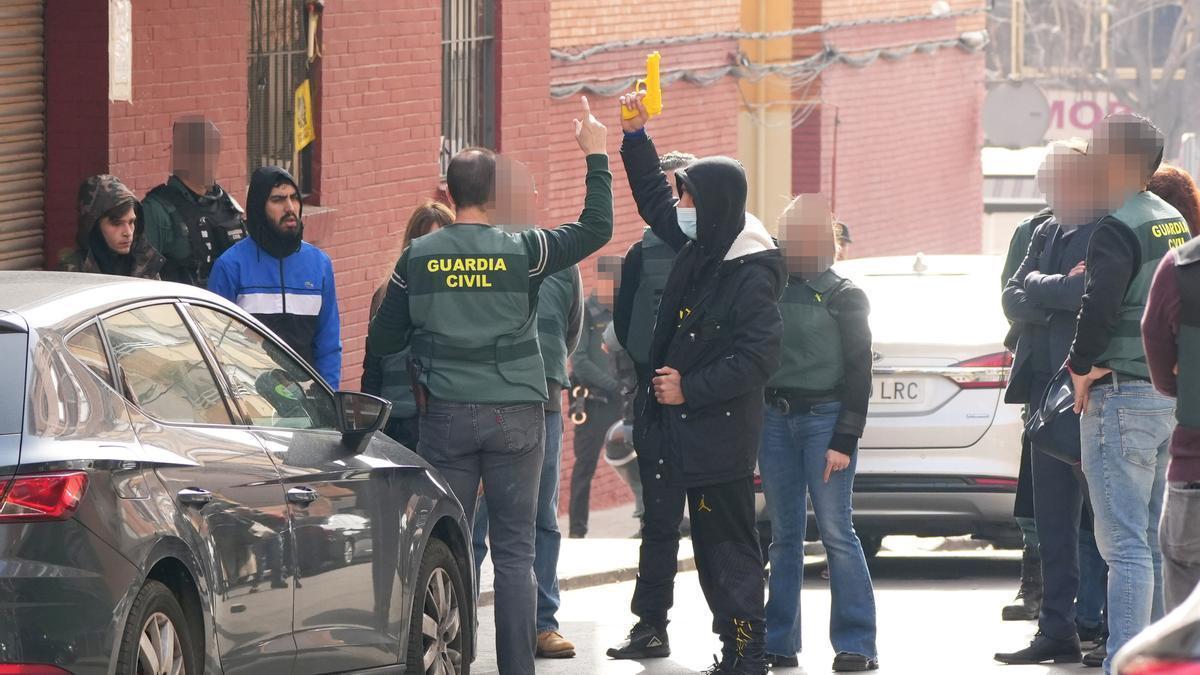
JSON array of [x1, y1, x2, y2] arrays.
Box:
[[479, 556, 698, 607]]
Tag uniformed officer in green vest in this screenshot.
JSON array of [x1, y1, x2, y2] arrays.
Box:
[[616, 151, 695, 383], [757, 193, 878, 671], [1066, 113, 1190, 671], [142, 116, 247, 286], [367, 96, 613, 675], [472, 263, 584, 659]]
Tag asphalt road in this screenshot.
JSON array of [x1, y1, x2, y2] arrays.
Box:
[[472, 542, 1091, 674]]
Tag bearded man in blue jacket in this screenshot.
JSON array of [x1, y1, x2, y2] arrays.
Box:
[[208, 165, 342, 389]]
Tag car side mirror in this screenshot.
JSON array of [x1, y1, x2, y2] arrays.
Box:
[[336, 391, 391, 443]]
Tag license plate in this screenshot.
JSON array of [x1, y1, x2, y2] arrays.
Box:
[[870, 378, 924, 404]]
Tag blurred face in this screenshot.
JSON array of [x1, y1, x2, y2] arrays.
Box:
[[778, 194, 836, 278], [493, 157, 538, 226], [100, 208, 136, 255], [172, 119, 220, 192], [1039, 150, 1101, 223], [1100, 152, 1146, 209], [266, 184, 301, 236]]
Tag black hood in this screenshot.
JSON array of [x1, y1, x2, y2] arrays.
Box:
[[675, 156, 747, 260], [246, 165, 303, 259]]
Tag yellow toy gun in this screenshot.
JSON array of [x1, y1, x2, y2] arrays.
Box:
[[622, 51, 663, 120]]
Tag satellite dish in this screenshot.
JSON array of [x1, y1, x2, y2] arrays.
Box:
[[983, 81, 1051, 149]]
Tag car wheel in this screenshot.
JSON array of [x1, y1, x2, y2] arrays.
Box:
[[406, 539, 470, 675], [116, 579, 199, 675], [860, 534, 883, 559], [342, 538, 355, 566]]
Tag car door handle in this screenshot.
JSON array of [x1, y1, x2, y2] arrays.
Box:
[[286, 486, 320, 505], [177, 488, 213, 506]]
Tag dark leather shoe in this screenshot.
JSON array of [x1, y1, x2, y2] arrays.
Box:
[[607, 622, 670, 660], [1082, 640, 1105, 668], [832, 652, 879, 671], [766, 653, 799, 668], [994, 632, 1081, 665]]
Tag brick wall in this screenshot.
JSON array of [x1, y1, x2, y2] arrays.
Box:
[[315, 0, 443, 387], [550, 0, 738, 49], [107, 0, 248, 204], [797, 17, 986, 257]]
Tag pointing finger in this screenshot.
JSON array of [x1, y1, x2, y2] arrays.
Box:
[[581, 95, 592, 118]]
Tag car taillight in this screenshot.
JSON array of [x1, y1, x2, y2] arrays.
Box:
[[1122, 657, 1200, 675], [0, 666, 75, 674], [0, 472, 89, 522], [947, 352, 1014, 389]]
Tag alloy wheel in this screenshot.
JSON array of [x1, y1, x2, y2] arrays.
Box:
[[421, 568, 463, 675], [137, 611, 185, 675]]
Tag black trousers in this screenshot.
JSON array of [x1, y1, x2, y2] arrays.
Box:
[[568, 396, 622, 536], [631, 459, 766, 665]]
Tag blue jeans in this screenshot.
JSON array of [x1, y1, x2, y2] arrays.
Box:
[[759, 403, 877, 659], [473, 411, 564, 632], [1080, 379, 1173, 673]]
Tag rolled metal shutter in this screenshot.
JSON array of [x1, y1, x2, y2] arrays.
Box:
[[0, 1, 44, 270]]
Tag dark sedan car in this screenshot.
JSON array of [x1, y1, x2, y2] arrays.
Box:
[[0, 272, 474, 675]]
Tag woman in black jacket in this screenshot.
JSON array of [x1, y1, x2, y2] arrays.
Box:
[[605, 93, 784, 675]]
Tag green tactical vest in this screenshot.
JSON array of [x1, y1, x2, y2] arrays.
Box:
[[407, 224, 547, 403], [1173, 238, 1200, 429], [537, 266, 578, 389], [378, 349, 417, 419], [768, 269, 848, 393], [627, 228, 675, 367], [1097, 192, 1191, 378]]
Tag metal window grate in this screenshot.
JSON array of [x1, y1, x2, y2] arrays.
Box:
[[249, 0, 309, 192], [441, 0, 496, 175]]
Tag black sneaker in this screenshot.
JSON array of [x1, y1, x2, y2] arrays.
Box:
[[607, 622, 670, 660], [1082, 639, 1105, 668], [701, 655, 768, 675], [832, 652, 879, 672], [994, 632, 1081, 665], [766, 652, 799, 668]]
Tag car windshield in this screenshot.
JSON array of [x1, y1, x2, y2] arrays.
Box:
[[841, 259, 1008, 346], [0, 332, 27, 436]]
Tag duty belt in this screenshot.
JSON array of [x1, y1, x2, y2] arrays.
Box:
[[765, 388, 839, 416]]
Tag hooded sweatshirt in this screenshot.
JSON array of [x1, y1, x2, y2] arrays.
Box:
[[621, 130, 786, 486], [208, 166, 343, 388], [61, 174, 164, 279]]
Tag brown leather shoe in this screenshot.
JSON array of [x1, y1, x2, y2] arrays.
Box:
[[537, 630, 576, 658]]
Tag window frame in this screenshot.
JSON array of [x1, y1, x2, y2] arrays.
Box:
[[63, 319, 119, 392], [93, 299, 240, 429], [248, 0, 315, 197], [440, 0, 497, 176], [178, 299, 341, 435]]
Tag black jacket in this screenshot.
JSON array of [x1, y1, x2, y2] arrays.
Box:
[[1002, 218, 1097, 403], [572, 294, 621, 397], [622, 131, 785, 488]]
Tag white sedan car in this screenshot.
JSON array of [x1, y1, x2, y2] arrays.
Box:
[[755, 254, 1023, 555]]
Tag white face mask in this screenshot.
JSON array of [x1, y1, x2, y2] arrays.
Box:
[[677, 207, 698, 240]]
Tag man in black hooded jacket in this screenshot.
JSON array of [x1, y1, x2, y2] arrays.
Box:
[[605, 93, 784, 675], [208, 165, 342, 388]]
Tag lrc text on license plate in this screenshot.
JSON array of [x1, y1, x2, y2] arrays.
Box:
[[871, 378, 923, 404]]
